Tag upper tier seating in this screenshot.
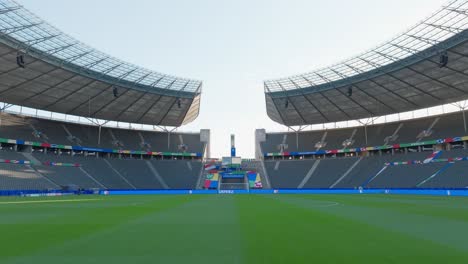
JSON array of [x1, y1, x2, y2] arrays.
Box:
[[0, 112, 205, 153], [260, 111, 467, 153]]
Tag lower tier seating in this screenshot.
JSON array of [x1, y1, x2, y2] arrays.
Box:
[[0, 151, 203, 190], [264, 148, 468, 189]]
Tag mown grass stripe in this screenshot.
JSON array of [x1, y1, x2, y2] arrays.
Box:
[[0, 199, 101, 205]]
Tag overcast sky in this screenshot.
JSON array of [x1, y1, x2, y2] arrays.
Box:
[[18, 0, 446, 158]]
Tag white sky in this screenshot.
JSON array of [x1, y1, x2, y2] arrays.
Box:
[[17, 0, 447, 158]]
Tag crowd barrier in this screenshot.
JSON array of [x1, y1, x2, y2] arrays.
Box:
[[2, 189, 468, 197]]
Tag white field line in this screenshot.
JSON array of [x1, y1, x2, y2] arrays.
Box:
[[0, 198, 101, 205], [318, 201, 340, 207]]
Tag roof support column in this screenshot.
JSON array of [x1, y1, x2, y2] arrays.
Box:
[[463, 110, 467, 133], [84, 118, 110, 146], [358, 117, 378, 146], [98, 125, 102, 146], [452, 101, 468, 133]]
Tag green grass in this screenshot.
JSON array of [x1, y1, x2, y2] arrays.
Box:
[[1, 194, 468, 263]]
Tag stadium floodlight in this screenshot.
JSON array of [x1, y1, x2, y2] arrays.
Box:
[[347, 87, 353, 97], [113, 86, 119, 98], [439, 51, 448, 68], [16, 52, 25, 68]]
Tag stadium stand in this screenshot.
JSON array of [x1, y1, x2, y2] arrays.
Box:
[[0, 149, 27, 160], [154, 160, 202, 189], [204, 173, 220, 189], [0, 163, 55, 190], [302, 158, 358, 188], [419, 162, 468, 188], [0, 112, 206, 153], [1, 0, 468, 193], [3, 111, 468, 191], [258, 0, 468, 191], [4, 106, 468, 191], [258, 113, 468, 190], [32, 154, 202, 190], [265, 159, 316, 189], [0, 144, 203, 190], [332, 156, 393, 189], [263, 147, 468, 189], [367, 163, 446, 188], [0, 150, 56, 190], [241, 160, 265, 188], [34, 165, 101, 189], [31, 154, 100, 189], [439, 148, 468, 158], [0, 113, 36, 142], [103, 159, 164, 189], [0, 0, 206, 192], [260, 112, 468, 153], [46, 155, 134, 189]]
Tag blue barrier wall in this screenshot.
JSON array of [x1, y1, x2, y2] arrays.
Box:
[[100, 189, 219, 195], [0, 189, 87, 197], [2, 189, 468, 197], [100, 188, 468, 196]]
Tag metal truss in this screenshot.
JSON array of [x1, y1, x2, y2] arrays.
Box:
[[0, 0, 201, 95], [0, 102, 12, 111], [265, 0, 468, 92]]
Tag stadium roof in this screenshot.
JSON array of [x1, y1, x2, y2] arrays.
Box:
[[0, 0, 201, 127], [264, 0, 468, 127]]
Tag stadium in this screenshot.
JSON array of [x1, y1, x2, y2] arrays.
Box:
[[1, 0, 468, 263]]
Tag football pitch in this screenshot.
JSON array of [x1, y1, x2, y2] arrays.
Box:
[[1, 194, 468, 263]]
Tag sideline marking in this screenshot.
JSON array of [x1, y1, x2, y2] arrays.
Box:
[[295, 200, 340, 208], [316, 201, 340, 207], [0, 198, 101, 205]]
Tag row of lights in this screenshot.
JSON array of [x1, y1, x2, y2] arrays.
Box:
[[16, 52, 183, 109], [14, 50, 450, 111], [284, 52, 449, 109]]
